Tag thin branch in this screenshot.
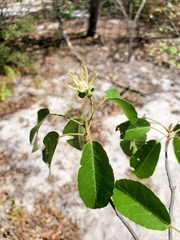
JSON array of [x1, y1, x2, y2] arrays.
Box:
[[134, 0, 147, 23], [129, 0, 133, 20], [57, 15, 72, 49], [165, 138, 176, 240], [88, 98, 106, 126], [110, 199, 140, 240], [52, 0, 81, 63], [128, 0, 147, 61], [114, 0, 130, 37], [170, 21, 179, 37], [115, 0, 147, 62], [114, 0, 128, 20], [55, 10, 90, 67]]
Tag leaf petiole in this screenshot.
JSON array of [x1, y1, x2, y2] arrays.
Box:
[[170, 224, 180, 233], [146, 117, 169, 132], [59, 133, 85, 138], [51, 113, 85, 125]]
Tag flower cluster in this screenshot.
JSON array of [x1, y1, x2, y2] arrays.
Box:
[[67, 65, 97, 98]]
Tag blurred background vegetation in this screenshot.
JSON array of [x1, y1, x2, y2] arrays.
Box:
[[0, 0, 179, 101]]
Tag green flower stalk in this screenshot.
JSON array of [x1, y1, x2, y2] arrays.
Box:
[[67, 65, 97, 98]]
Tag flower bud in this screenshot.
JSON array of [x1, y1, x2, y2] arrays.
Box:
[[78, 92, 86, 98], [86, 90, 93, 98], [90, 85, 95, 92]]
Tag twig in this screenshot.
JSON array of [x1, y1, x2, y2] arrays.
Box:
[[165, 138, 176, 240], [114, 0, 128, 20], [51, 0, 90, 68], [56, 14, 88, 67], [110, 199, 140, 240], [115, 0, 147, 62], [113, 0, 129, 40], [171, 21, 180, 37], [134, 0, 147, 22], [128, 0, 147, 62]]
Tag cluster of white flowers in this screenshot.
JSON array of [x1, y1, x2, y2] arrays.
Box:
[[67, 65, 97, 98]]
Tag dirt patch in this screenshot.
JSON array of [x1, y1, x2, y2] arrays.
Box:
[[0, 192, 80, 240], [0, 142, 81, 240]]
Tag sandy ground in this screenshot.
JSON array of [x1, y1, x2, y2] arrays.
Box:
[[1, 57, 180, 240], [0, 6, 180, 239]]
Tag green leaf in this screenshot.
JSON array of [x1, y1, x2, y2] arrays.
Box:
[[173, 135, 180, 163], [105, 89, 138, 124], [130, 140, 161, 178], [42, 131, 59, 168], [120, 134, 147, 157], [173, 124, 180, 163], [124, 118, 150, 140], [116, 121, 130, 139], [120, 140, 132, 157], [29, 108, 50, 152], [173, 124, 180, 137], [37, 108, 50, 123], [155, 7, 163, 13], [78, 141, 114, 209], [169, 46, 178, 56], [63, 118, 86, 150], [113, 179, 171, 230], [116, 118, 149, 156], [105, 88, 121, 99]]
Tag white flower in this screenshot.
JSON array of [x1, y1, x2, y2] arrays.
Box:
[[67, 65, 97, 94]]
